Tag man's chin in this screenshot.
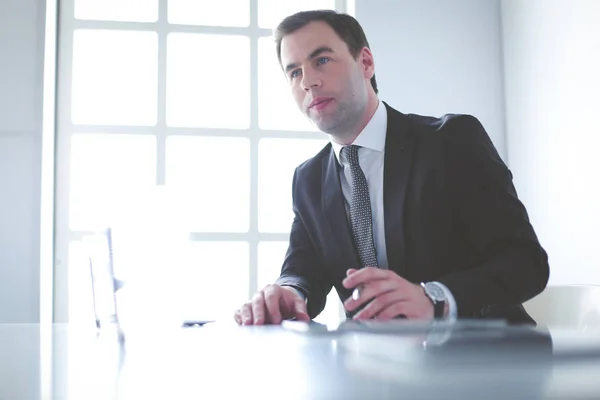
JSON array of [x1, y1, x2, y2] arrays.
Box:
[[315, 121, 344, 135], [308, 115, 338, 133]]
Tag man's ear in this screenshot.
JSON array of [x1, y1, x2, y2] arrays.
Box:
[[359, 47, 375, 80]]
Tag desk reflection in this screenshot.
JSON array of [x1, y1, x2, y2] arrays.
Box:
[[338, 324, 554, 400]]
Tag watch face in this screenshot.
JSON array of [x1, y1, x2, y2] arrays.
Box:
[[425, 283, 446, 302]]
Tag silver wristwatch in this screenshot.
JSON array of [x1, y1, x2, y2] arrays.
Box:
[[421, 282, 447, 319]]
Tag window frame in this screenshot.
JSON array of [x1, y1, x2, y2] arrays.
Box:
[[54, 0, 353, 324]]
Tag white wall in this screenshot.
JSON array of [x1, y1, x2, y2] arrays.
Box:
[[355, 0, 507, 158], [502, 0, 600, 285], [0, 0, 46, 322]]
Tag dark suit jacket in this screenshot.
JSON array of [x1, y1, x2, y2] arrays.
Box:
[[276, 102, 549, 324]]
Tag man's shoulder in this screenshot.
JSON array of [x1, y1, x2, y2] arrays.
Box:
[[383, 102, 482, 136], [405, 111, 483, 137], [393, 108, 498, 159]]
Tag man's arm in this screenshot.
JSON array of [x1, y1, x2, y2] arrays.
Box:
[[437, 115, 549, 318], [275, 169, 332, 319]]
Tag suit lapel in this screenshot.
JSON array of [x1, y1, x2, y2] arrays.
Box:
[[321, 150, 361, 271], [382, 103, 414, 277]]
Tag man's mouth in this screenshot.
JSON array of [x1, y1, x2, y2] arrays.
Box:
[[309, 97, 333, 111]]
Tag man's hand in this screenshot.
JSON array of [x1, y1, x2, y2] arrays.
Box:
[[342, 267, 434, 321], [233, 284, 310, 325]]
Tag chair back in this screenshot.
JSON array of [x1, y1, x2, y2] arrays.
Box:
[[524, 284, 600, 332]]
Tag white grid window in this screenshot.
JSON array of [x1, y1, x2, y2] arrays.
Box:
[[55, 0, 352, 325]]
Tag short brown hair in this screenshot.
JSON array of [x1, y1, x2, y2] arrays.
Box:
[[274, 10, 378, 94]]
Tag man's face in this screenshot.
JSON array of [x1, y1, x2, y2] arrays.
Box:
[[279, 21, 373, 135]]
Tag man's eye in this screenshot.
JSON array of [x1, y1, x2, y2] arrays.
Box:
[[317, 57, 330, 65], [291, 69, 301, 78]]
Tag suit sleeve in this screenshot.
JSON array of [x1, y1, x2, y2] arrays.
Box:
[[275, 168, 332, 319], [437, 115, 549, 318]]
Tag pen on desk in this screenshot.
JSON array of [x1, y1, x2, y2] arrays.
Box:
[[182, 320, 214, 328]]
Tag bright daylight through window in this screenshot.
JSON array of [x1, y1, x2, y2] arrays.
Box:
[[55, 0, 352, 327]]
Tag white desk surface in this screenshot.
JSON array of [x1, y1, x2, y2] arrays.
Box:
[[2, 321, 600, 399]]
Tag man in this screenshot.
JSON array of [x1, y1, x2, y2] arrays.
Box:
[[234, 10, 549, 326]]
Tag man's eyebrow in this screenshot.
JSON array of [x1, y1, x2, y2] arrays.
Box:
[[284, 46, 335, 73]]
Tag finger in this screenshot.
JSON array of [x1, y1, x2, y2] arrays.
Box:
[[233, 310, 242, 325], [375, 302, 409, 321], [344, 278, 400, 312], [347, 268, 360, 298], [240, 303, 254, 325], [342, 267, 390, 289], [353, 290, 405, 320], [251, 292, 267, 325], [263, 286, 282, 324], [293, 298, 310, 322]]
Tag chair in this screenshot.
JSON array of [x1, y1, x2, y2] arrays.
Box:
[[524, 285, 600, 332]]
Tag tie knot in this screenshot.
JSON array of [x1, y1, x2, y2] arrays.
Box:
[[342, 145, 361, 166]]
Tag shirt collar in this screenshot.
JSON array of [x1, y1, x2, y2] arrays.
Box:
[[330, 100, 388, 164]]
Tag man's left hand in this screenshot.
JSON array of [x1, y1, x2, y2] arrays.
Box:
[[342, 267, 434, 321]]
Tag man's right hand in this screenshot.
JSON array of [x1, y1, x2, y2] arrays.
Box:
[[233, 284, 310, 325]]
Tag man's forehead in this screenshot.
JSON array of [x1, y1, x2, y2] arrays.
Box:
[[280, 22, 344, 61]]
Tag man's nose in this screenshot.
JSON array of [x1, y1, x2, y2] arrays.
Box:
[[302, 73, 322, 91]]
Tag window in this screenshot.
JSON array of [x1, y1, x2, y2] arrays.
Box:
[[55, 0, 353, 326]]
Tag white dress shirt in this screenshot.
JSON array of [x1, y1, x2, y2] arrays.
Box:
[[331, 101, 389, 269], [329, 100, 457, 320]]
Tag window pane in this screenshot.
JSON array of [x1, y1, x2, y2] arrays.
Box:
[[181, 242, 249, 320], [165, 136, 250, 232], [69, 134, 156, 231], [74, 0, 158, 22], [258, 0, 336, 29], [258, 138, 328, 233], [74, 192, 200, 329], [168, 0, 250, 27], [258, 242, 342, 326], [258, 37, 318, 132], [108, 185, 194, 284], [257, 241, 288, 290], [72, 30, 158, 126], [111, 222, 209, 329], [167, 34, 250, 128]]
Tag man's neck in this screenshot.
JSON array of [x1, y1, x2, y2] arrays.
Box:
[[332, 95, 380, 145]]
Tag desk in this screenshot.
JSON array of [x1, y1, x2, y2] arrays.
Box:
[[1, 322, 600, 399]]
